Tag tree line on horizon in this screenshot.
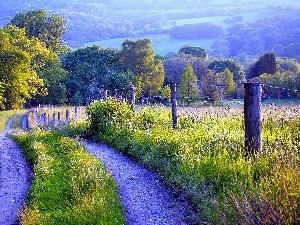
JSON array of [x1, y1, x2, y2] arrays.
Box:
[[1, 9, 300, 110]]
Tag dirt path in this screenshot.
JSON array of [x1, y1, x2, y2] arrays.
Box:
[[1, 111, 195, 224], [0, 116, 31, 225], [84, 142, 195, 225]]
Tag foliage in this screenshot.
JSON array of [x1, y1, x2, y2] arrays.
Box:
[[219, 68, 236, 98], [200, 69, 222, 105], [246, 52, 277, 80], [0, 25, 54, 110], [170, 22, 224, 39], [62, 46, 123, 105], [34, 58, 68, 105], [160, 85, 171, 101], [178, 63, 200, 104], [84, 103, 300, 224], [178, 46, 208, 59], [163, 54, 208, 84], [10, 9, 67, 53], [207, 58, 245, 85], [252, 71, 297, 99], [120, 39, 165, 97], [12, 130, 125, 225], [86, 98, 133, 135]]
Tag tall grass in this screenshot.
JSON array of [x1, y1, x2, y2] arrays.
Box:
[[86, 99, 300, 224], [12, 130, 125, 225]]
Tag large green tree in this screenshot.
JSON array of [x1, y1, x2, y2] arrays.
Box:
[[0, 25, 54, 109], [200, 69, 222, 105], [163, 54, 207, 85], [178, 63, 199, 105], [219, 68, 236, 98], [120, 39, 165, 97], [10, 9, 67, 53], [246, 52, 277, 80], [178, 45, 208, 59], [62, 46, 126, 105], [33, 58, 68, 105]]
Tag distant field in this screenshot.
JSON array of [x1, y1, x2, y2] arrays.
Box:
[[83, 34, 218, 55]]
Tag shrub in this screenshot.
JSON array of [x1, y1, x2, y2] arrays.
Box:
[[86, 98, 133, 135]]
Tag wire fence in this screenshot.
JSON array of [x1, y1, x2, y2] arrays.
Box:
[[28, 82, 300, 153]]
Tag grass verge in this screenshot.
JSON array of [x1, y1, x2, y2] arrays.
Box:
[[12, 130, 125, 225], [0, 109, 28, 132]]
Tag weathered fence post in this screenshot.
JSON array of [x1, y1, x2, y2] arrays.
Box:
[[43, 113, 47, 125], [58, 112, 61, 123], [244, 82, 262, 154], [53, 113, 56, 124], [66, 109, 69, 121], [74, 106, 78, 118], [130, 85, 135, 112], [171, 83, 178, 128]]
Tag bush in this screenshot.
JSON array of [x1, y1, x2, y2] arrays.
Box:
[[86, 98, 133, 135]]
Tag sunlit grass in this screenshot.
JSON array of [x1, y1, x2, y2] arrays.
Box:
[[86, 99, 300, 224]]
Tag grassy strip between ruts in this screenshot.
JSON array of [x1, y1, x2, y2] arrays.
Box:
[[12, 130, 125, 225]]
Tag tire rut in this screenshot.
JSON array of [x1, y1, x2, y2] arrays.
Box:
[[83, 141, 195, 225], [0, 116, 32, 225]]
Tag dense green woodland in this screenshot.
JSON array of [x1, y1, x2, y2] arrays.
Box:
[[1, 8, 300, 110]]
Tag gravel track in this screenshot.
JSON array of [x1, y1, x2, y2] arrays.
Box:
[[0, 116, 32, 225], [84, 141, 195, 225]]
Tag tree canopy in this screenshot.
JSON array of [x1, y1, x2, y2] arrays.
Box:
[[246, 52, 277, 80], [9, 9, 67, 53], [0, 25, 54, 109], [178, 63, 200, 105], [120, 39, 165, 97]]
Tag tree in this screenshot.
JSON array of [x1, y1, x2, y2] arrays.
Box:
[[200, 69, 221, 105], [178, 46, 208, 59], [62, 46, 125, 105], [178, 63, 199, 105], [10, 9, 67, 53], [219, 68, 235, 98], [33, 58, 68, 105], [208, 58, 245, 84], [246, 52, 277, 80], [120, 39, 165, 97], [252, 71, 297, 99], [0, 25, 53, 109], [164, 54, 207, 85]]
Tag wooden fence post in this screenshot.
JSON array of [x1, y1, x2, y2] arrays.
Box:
[[130, 85, 135, 112], [43, 113, 47, 125], [66, 109, 69, 121], [75, 106, 78, 118], [58, 112, 61, 123], [171, 83, 178, 128], [53, 113, 56, 124], [244, 82, 262, 154]]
